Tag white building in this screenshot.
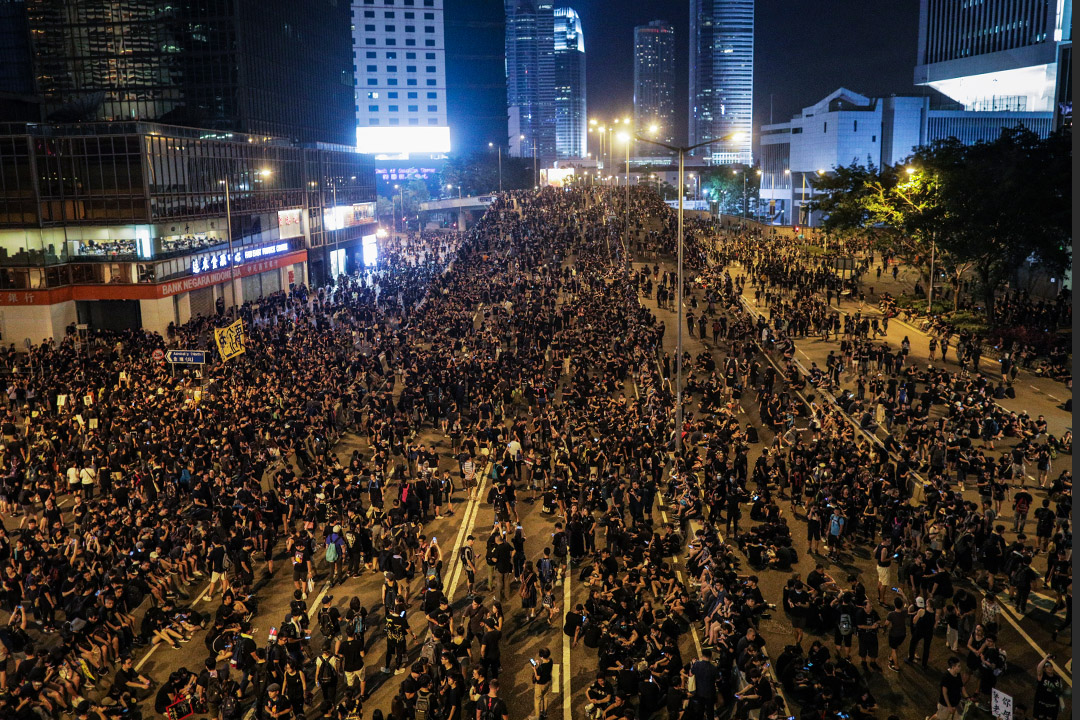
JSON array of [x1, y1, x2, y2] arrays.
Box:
[[759, 88, 1053, 226], [352, 0, 451, 156]]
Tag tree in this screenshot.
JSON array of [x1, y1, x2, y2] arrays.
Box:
[[937, 126, 1071, 322]]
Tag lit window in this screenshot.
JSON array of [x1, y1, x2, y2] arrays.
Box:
[[366, 91, 379, 99]]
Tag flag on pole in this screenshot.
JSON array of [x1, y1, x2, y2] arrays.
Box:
[[214, 319, 247, 361]]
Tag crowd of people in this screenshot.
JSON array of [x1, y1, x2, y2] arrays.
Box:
[[0, 184, 1067, 720]]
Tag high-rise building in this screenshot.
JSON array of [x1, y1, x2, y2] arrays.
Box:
[[553, 7, 586, 159], [914, 0, 1071, 117], [689, 0, 754, 165], [351, 0, 451, 155], [634, 20, 676, 149], [445, 0, 507, 156], [1, 0, 355, 145], [506, 0, 556, 160]]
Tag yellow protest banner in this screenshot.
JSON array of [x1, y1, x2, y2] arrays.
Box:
[[214, 319, 247, 361]]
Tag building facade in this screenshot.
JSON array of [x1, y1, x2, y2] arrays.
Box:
[[0, 122, 376, 341], [506, 0, 556, 160], [689, 0, 754, 165], [758, 88, 1053, 226], [444, 0, 508, 156], [553, 6, 586, 160], [914, 0, 1071, 116], [633, 20, 676, 152], [1, 0, 355, 146], [351, 0, 451, 156]]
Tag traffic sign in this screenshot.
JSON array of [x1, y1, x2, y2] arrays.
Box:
[[165, 349, 206, 364], [152, 349, 165, 362]]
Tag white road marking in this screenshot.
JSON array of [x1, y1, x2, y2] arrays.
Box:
[[444, 464, 492, 601], [994, 600, 1071, 686], [135, 578, 214, 671]]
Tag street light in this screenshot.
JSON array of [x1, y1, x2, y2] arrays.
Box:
[[488, 142, 502, 192], [637, 127, 744, 453], [617, 131, 632, 273]]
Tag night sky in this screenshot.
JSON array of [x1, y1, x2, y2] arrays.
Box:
[[571, 0, 922, 151]]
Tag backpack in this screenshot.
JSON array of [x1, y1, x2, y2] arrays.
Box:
[[838, 612, 853, 636], [537, 557, 554, 583], [415, 689, 432, 720], [478, 697, 502, 720], [326, 542, 340, 563], [317, 656, 338, 685], [219, 692, 239, 720]]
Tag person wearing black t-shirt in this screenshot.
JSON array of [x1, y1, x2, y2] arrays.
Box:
[[531, 647, 553, 720], [475, 678, 509, 720], [936, 657, 967, 719]]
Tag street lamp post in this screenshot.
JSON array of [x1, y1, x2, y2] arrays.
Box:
[[637, 130, 743, 453], [617, 131, 632, 274]]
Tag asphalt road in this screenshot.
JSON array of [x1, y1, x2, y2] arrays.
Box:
[[103, 213, 1071, 720]]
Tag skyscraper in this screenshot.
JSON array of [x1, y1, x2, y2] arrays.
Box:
[[689, 0, 754, 164], [506, 0, 556, 160], [3, 0, 355, 145], [553, 7, 586, 159], [445, 0, 508, 156], [634, 20, 676, 148], [352, 0, 451, 155], [914, 0, 1071, 122]]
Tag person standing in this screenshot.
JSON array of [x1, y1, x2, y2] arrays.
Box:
[[874, 537, 893, 605], [476, 678, 509, 720], [530, 647, 553, 720], [1032, 655, 1065, 720], [335, 626, 366, 700], [855, 597, 882, 673], [885, 597, 907, 672], [934, 657, 968, 720]]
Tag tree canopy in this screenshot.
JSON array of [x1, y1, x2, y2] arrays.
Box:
[[808, 126, 1071, 321]]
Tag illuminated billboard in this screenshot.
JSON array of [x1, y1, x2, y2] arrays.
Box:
[[356, 126, 451, 154], [540, 167, 576, 188]]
